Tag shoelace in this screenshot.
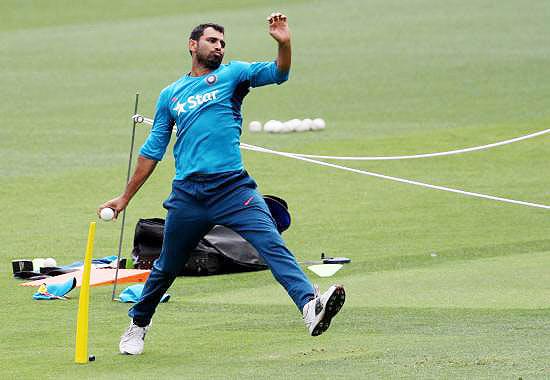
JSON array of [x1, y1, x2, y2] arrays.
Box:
[[313, 284, 320, 298], [121, 324, 145, 342], [313, 285, 323, 315], [303, 285, 322, 322]]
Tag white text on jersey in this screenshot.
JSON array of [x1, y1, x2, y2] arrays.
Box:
[[173, 90, 219, 116]]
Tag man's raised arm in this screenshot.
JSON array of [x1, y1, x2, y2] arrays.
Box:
[[267, 12, 291, 72]]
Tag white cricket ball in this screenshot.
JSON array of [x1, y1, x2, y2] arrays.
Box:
[[289, 119, 301, 132], [312, 118, 326, 130], [281, 121, 293, 133], [301, 118, 313, 131], [43, 257, 57, 268], [271, 120, 284, 133], [263, 120, 277, 133], [295, 120, 309, 132], [100, 207, 115, 221], [248, 120, 262, 132]]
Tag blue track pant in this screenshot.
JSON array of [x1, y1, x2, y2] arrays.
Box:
[[129, 170, 315, 326]]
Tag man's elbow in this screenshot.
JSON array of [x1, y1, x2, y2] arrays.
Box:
[[275, 68, 290, 84]]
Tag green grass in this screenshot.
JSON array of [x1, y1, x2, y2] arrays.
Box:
[[2, 0, 550, 378]]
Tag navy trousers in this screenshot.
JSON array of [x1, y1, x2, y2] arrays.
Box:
[[129, 170, 315, 326]]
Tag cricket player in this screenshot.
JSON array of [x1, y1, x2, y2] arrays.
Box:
[[98, 13, 345, 355]]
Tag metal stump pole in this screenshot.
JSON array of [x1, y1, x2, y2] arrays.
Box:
[[111, 92, 139, 301]]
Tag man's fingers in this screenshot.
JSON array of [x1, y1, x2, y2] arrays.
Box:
[[97, 203, 109, 216], [267, 12, 287, 24], [98, 200, 121, 215], [97, 206, 108, 218]]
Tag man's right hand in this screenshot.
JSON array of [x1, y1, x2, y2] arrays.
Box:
[[96, 156, 159, 221], [97, 196, 129, 220]]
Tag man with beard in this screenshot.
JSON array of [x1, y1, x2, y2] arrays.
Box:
[[99, 13, 346, 355]]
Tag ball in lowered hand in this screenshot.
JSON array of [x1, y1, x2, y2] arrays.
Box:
[[99, 207, 115, 221]]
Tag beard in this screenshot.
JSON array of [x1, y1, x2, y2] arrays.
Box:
[[197, 51, 223, 70]]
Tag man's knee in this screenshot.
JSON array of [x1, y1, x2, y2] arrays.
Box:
[[152, 259, 181, 277]]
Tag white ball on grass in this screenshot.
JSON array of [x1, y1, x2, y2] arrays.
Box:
[[263, 120, 277, 133], [284, 119, 299, 132], [312, 118, 326, 130], [301, 118, 313, 131], [281, 122, 293, 133], [271, 120, 284, 133], [295, 120, 308, 132], [248, 121, 262, 132]]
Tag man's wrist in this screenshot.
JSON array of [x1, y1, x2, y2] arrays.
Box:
[[278, 40, 291, 48]]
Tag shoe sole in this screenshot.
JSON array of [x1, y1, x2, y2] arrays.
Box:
[[120, 350, 141, 355], [311, 285, 346, 336], [120, 344, 143, 355]]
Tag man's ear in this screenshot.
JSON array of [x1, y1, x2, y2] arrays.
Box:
[[189, 39, 197, 54]]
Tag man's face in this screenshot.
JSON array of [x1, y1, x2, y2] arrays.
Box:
[[190, 27, 225, 70]]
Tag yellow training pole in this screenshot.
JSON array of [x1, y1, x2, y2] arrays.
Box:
[[75, 222, 95, 364]]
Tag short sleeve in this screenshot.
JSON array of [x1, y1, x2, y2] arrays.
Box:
[[230, 60, 289, 88]]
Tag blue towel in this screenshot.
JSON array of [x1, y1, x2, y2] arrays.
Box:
[[118, 284, 170, 303], [61, 255, 119, 269], [33, 277, 77, 300]]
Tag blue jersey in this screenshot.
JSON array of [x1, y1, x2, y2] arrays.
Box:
[[139, 60, 289, 180]]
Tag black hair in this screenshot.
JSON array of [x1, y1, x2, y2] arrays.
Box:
[[189, 23, 224, 55]]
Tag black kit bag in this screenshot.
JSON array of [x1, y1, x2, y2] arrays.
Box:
[[131, 221, 268, 275], [131, 218, 165, 270], [184, 225, 268, 275], [131, 195, 291, 276]]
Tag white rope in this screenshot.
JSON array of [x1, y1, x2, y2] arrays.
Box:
[[240, 143, 550, 210], [132, 115, 549, 161], [256, 129, 550, 161], [251, 129, 550, 160], [132, 114, 549, 210]]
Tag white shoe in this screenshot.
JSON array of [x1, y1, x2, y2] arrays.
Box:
[[119, 321, 151, 355], [302, 284, 345, 336]]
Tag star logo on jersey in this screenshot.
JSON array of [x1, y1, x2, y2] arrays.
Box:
[[205, 74, 217, 85], [173, 102, 186, 115]]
